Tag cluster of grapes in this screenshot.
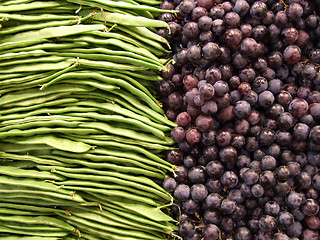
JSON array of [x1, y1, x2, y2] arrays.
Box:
[[157, 0, 320, 239]]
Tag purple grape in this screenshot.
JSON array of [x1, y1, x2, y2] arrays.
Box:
[[174, 184, 190, 200], [176, 111, 192, 127], [195, 115, 213, 132], [283, 45, 301, 64], [186, 128, 201, 145], [202, 224, 220, 240], [287, 3, 303, 20], [179, 220, 196, 237], [250, 1, 267, 19]]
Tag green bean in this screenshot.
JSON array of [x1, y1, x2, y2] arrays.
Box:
[[38, 165, 166, 194], [78, 121, 165, 144], [134, 0, 162, 5], [0, 60, 72, 73], [90, 29, 170, 55], [68, 134, 174, 150], [0, 151, 71, 167], [0, 208, 50, 216], [70, 92, 163, 125], [71, 205, 173, 235], [0, 64, 77, 91], [0, 39, 48, 52], [113, 89, 175, 127], [113, 68, 164, 81], [0, 49, 49, 61], [0, 71, 52, 88], [89, 30, 151, 49], [52, 171, 170, 200], [0, 166, 65, 181], [0, 12, 77, 22], [21, 5, 86, 15], [0, 236, 60, 240], [64, 219, 159, 240], [0, 159, 37, 169], [91, 11, 168, 28], [81, 193, 177, 231], [0, 115, 87, 126], [1, 92, 74, 108], [0, 56, 67, 68], [76, 58, 148, 71], [99, 195, 174, 222], [0, 195, 88, 207], [96, 70, 157, 102], [100, 204, 176, 233], [0, 215, 74, 231], [0, 84, 94, 106], [0, 42, 89, 55], [64, 211, 166, 239], [109, 23, 169, 47], [60, 90, 156, 121], [0, 176, 85, 202], [69, 0, 172, 13], [39, 159, 164, 179], [74, 100, 170, 131], [54, 179, 159, 201], [57, 185, 159, 206], [88, 148, 172, 170], [59, 212, 163, 240], [131, 26, 169, 45], [61, 36, 158, 61], [0, 188, 84, 203], [2, 0, 36, 6], [11, 135, 92, 153], [0, 106, 96, 121], [65, 112, 165, 139], [0, 225, 68, 237], [0, 120, 82, 131], [1, 24, 106, 44], [64, 135, 171, 167], [0, 14, 93, 35], [0, 72, 26, 81], [43, 82, 131, 107], [0, 143, 53, 153], [79, 232, 102, 240], [40, 153, 165, 177], [47, 71, 162, 112], [0, 98, 78, 115], [54, 52, 162, 70], [0, 1, 64, 12], [0, 202, 65, 214], [107, 95, 167, 127], [58, 47, 161, 66], [0, 222, 65, 232]]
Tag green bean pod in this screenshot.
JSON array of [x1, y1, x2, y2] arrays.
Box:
[[0, 225, 69, 237], [0, 151, 70, 167], [52, 171, 170, 201], [65, 112, 165, 139], [37, 165, 166, 194], [0, 24, 106, 44], [40, 153, 166, 177], [0, 166, 65, 181]]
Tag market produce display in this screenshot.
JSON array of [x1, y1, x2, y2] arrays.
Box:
[[0, 1, 179, 239], [157, 0, 320, 239]]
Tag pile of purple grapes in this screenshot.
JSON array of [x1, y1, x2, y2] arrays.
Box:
[[157, 0, 320, 239]]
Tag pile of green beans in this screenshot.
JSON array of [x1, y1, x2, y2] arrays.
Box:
[[0, 1, 179, 239]]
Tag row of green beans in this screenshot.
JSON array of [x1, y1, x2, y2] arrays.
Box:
[[0, 0, 179, 239]]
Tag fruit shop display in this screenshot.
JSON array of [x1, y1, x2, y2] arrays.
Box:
[[0, 0, 320, 239], [157, 0, 320, 239], [0, 1, 178, 239]]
